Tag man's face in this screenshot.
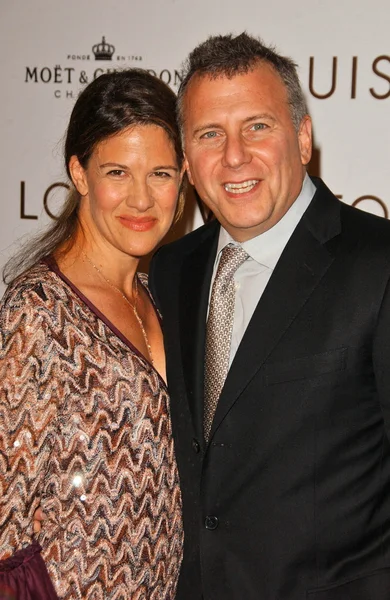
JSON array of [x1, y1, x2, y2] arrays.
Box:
[[182, 63, 312, 242]]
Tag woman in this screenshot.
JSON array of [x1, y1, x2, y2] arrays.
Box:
[[0, 69, 184, 599]]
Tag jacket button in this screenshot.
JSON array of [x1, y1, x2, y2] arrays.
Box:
[[205, 515, 219, 530], [192, 438, 201, 454]]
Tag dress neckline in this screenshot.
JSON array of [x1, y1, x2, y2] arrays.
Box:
[[44, 256, 168, 390]]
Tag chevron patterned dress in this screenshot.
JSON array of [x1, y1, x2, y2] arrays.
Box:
[[0, 262, 183, 599]]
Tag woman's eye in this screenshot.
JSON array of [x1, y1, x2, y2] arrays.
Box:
[[107, 169, 125, 176], [154, 171, 171, 178]]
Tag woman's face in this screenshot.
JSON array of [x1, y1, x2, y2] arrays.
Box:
[[70, 124, 182, 259]]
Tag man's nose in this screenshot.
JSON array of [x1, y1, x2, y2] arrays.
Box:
[[222, 134, 252, 169]]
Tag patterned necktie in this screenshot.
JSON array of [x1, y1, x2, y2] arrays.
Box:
[[204, 244, 249, 441]]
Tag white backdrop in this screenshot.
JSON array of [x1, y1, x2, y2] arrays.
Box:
[[1, 0, 390, 296]]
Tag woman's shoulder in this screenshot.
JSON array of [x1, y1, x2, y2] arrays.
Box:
[[1, 261, 67, 314], [137, 272, 148, 288], [138, 272, 156, 304]]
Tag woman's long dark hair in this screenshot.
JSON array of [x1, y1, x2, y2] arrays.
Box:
[[3, 69, 184, 285]]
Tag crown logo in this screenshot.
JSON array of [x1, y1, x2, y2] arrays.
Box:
[[92, 36, 115, 61]]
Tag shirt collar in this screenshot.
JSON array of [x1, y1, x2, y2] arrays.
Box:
[[216, 174, 317, 269]]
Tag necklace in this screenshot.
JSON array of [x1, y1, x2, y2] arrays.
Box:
[[82, 252, 154, 365]]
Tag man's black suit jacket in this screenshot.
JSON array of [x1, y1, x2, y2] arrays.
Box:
[[149, 178, 390, 600]]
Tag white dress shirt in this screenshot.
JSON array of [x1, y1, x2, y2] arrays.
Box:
[[208, 174, 317, 366]]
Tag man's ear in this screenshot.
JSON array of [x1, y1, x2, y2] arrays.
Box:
[[68, 155, 89, 196], [298, 115, 312, 166], [179, 162, 187, 186], [184, 154, 195, 186]]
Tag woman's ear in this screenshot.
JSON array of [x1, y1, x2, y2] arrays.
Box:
[[68, 156, 89, 196]]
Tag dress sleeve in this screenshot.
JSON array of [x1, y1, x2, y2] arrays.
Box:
[[0, 283, 58, 559]]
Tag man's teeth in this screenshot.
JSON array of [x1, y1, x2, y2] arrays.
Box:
[[224, 180, 258, 194]]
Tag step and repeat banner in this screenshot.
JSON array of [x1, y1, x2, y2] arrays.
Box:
[[1, 0, 389, 296]]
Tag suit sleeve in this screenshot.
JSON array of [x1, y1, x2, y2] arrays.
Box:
[[0, 286, 58, 559], [372, 274, 390, 440]]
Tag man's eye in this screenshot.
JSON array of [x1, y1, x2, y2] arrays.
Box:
[[200, 131, 218, 139], [251, 123, 267, 131]]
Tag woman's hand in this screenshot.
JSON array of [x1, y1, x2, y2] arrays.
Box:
[[33, 507, 46, 533]]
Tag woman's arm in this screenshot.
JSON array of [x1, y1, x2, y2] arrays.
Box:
[[0, 282, 58, 558]]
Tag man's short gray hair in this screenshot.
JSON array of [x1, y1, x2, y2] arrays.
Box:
[[177, 32, 308, 137]]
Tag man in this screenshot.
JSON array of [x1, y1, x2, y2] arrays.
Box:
[[149, 32, 390, 599]]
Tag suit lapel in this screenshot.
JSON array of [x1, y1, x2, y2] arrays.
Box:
[[209, 180, 342, 441], [179, 221, 219, 439]]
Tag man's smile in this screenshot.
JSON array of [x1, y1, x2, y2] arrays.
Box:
[[223, 179, 260, 194]]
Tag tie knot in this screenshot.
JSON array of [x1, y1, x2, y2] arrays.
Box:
[[215, 244, 248, 285]]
